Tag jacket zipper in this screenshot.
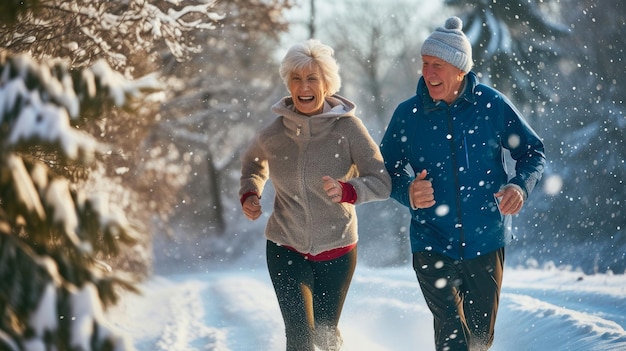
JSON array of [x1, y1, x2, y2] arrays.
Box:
[[446, 110, 466, 259], [463, 131, 470, 170], [297, 122, 312, 252]]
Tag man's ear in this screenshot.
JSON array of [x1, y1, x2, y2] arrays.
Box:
[[457, 70, 466, 81]]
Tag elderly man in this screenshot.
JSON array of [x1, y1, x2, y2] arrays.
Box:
[[380, 16, 546, 351]]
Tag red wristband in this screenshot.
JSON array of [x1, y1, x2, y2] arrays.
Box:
[[338, 181, 357, 204], [240, 191, 259, 206]]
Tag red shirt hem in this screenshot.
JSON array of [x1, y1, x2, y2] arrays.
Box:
[[284, 243, 357, 262]]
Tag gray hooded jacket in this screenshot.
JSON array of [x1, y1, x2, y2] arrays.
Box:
[[240, 94, 391, 255]]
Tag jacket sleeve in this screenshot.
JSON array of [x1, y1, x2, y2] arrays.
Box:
[[346, 118, 391, 204], [500, 98, 546, 199], [239, 135, 269, 199], [379, 103, 415, 209]]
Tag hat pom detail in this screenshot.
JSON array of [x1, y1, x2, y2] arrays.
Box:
[[445, 16, 463, 30]]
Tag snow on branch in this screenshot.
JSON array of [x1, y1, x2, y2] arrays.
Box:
[[88, 59, 164, 106], [0, 0, 224, 70], [0, 53, 163, 161], [48, 0, 226, 67]]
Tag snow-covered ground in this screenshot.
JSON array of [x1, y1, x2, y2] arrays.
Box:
[[107, 260, 626, 351]]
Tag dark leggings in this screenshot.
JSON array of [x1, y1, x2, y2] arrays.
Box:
[[413, 248, 504, 351], [266, 240, 357, 351]]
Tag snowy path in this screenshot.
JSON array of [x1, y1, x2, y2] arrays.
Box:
[[108, 266, 626, 351]]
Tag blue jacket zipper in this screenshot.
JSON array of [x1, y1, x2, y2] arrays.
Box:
[[446, 109, 466, 259]]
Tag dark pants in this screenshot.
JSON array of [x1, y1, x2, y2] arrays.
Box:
[[266, 240, 357, 351], [413, 248, 504, 351]]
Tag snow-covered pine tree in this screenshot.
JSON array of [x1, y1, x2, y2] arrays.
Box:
[[0, 54, 162, 350], [0, 0, 227, 261]]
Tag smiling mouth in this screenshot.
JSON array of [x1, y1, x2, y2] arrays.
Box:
[[298, 96, 314, 101]]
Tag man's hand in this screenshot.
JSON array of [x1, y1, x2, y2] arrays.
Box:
[[409, 170, 435, 209], [494, 185, 524, 215]]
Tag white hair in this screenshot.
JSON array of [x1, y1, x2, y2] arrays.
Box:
[[279, 39, 341, 96]]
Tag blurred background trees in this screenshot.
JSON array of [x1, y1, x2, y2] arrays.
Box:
[[153, 0, 292, 267]]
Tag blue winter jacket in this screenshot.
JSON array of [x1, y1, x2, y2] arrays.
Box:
[[380, 72, 545, 260]]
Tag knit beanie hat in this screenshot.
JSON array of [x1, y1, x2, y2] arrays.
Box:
[[421, 16, 473, 73]]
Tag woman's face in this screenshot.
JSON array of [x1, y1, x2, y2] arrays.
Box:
[[288, 62, 327, 116], [421, 55, 466, 104]]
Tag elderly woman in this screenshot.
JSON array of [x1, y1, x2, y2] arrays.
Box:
[[240, 39, 391, 351]]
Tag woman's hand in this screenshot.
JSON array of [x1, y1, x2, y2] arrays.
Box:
[[242, 194, 262, 220], [322, 176, 343, 203]]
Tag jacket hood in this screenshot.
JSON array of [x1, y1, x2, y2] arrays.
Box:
[[271, 94, 357, 137]]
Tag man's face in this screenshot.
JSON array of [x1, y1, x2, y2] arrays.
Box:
[[421, 55, 466, 104]]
